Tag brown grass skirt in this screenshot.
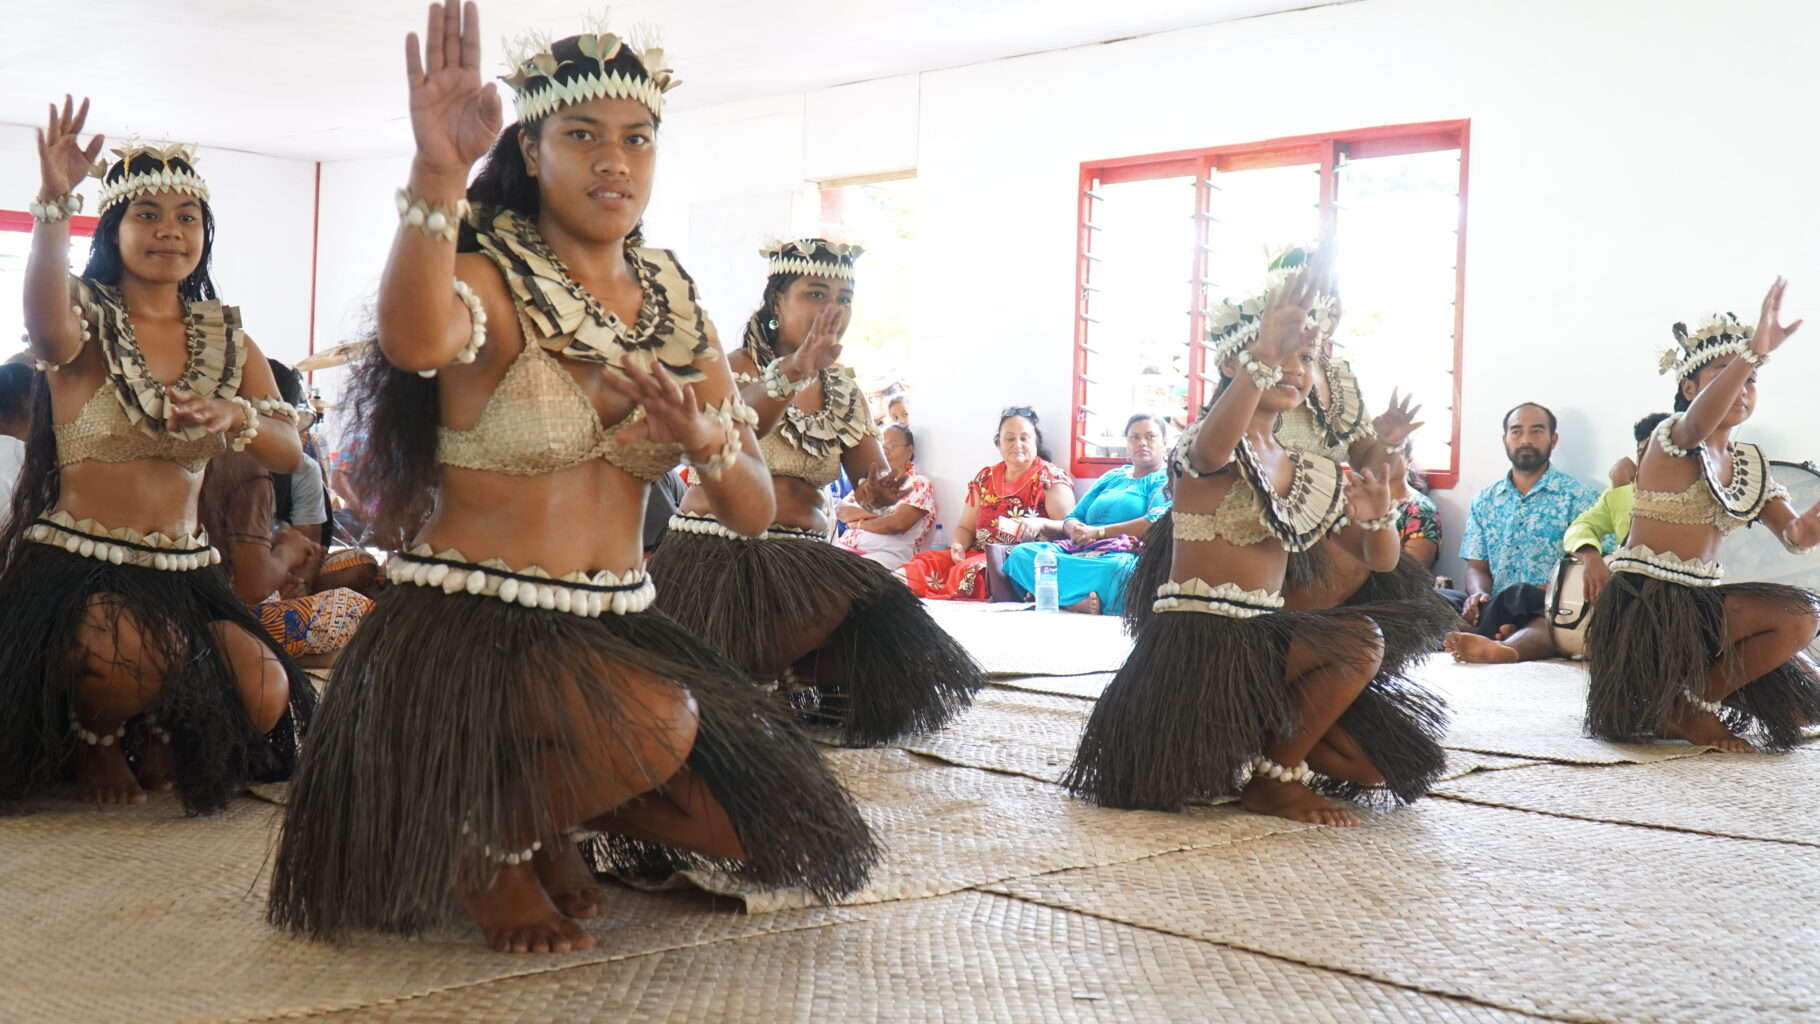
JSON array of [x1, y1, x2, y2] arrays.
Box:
[[267, 583, 878, 941], [1585, 572, 1820, 749], [648, 528, 983, 745], [0, 543, 313, 816], [1065, 603, 1448, 811]]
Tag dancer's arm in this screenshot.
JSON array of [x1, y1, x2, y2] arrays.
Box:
[[735, 306, 846, 437], [842, 427, 910, 520], [165, 336, 303, 474], [1670, 277, 1801, 451], [1185, 262, 1331, 476], [1351, 388, 1424, 468], [1332, 465, 1400, 573], [377, 2, 503, 373], [1759, 493, 1820, 553], [23, 96, 106, 368]]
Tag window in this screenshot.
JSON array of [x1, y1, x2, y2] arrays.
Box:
[[0, 211, 100, 360], [1071, 121, 1468, 487], [818, 174, 915, 411]]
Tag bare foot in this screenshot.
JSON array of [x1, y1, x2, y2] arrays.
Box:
[[1240, 775, 1361, 826], [75, 742, 147, 806], [1063, 593, 1102, 615], [134, 735, 175, 793], [1443, 631, 1519, 664], [1666, 705, 1758, 753], [459, 861, 596, 954], [532, 840, 607, 920]]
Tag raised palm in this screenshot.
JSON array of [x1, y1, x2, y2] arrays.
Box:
[[1345, 465, 1393, 523], [1751, 276, 1803, 357], [405, 1, 503, 172], [1251, 253, 1334, 366], [37, 96, 105, 198], [1371, 388, 1426, 446]]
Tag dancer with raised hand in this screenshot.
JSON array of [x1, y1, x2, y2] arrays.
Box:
[[1068, 254, 1439, 825], [0, 99, 311, 815], [1586, 278, 1820, 752], [269, 4, 874, 954], [649, 239, 982, 745]]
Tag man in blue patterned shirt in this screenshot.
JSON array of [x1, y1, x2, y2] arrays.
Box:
[[1455, 402, 1601, 636]]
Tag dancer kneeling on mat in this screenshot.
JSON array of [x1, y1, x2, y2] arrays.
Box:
[[0, 101, 312, 815], [1586, 279, 1820, 752], [270, 4, 875, 954], [649, 238, 982, 745], [1067, 253, 1426, 826]]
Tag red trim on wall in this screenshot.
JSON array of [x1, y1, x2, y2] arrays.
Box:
[[0, 210, 100, 237]]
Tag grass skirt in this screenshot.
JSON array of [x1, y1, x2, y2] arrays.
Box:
[[0, 543, 313, 815], [648, 527, 983, 745], [267, 583, 878, 941], [1585, 572, 1820, 748], [1339, 553, 1459, 678], [1066, 601, 1446, 811]]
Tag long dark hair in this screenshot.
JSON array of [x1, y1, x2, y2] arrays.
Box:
[[741, 274, 799, 367], [0, 374, 59, 572]]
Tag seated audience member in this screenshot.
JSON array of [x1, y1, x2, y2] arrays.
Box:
[[641, 468, 687, 557], [899, 407, 1075, 599], [0, 364, 31, 522], [1391, 442, 1442, 570], [203, 449, 374, 668], [884, 392, 909, 428], [266, 359, 333, 546], [1445, 412, 1667, 663], [1002, 412, 1168, 614], [836, 424, 935, 570]]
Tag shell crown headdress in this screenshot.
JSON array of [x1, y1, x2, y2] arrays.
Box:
[[761, 237, 864, 281], [1659, 312, 1754, 379], [501, 22, 678, 124], [1204, 243, 1335, 364], [89, 139, 210, 214]]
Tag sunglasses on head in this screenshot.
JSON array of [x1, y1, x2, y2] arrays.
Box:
[[1000, 406, 1037, 420]]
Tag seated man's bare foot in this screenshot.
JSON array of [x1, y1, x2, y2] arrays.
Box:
[[1666, 706, 1758, 753], [134, 736, 175, 793], [1062, 593, 1102, 615], [1443, 631, 1519, 665], [532, 840, 607, 920], [1240, 775, 1361, 826], [1307, 727, 1386, 787], [75, 742, 146, 806], [459, 862, 595, 954]]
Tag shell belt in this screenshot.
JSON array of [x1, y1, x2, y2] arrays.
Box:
[[389, 546, 656, 616], [26, 510, 220, 572], [1608, 544, 1723, 588], [1152, 578, 1285, 619], [668, 513, 826, 543]]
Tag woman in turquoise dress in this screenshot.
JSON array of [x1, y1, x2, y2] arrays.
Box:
[[1004, 413, 1168, 614]]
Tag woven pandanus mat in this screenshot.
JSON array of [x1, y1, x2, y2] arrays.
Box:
[[0, 797, 858, 1024], [1417, 657, 1713, 764], [640, 747, 1327, 913], [991, 672, 1116, 699], [990, 799, 1820, 1024], [897, 687, 1540, 787], [921, 600, 1133, 677], [1438, 747, 1820, 846], [313, 890, 1551, 1023]]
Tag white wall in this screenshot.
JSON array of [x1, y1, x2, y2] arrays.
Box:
[[0, 125, 318, 365], [647, 0, 1820, 579]]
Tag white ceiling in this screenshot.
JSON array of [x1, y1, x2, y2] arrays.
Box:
[[0, 0, 1346, 162]]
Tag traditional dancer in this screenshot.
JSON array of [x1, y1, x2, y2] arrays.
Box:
[[269, 4, 875, 954], [1125, 250, 1458, 685], [1068, 255, 1445, 824], [648, 238, 982, 745], [0, 100, 312, 815], [1585, 279, 1820, 751]]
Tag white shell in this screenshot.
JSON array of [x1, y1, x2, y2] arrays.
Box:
[[405, 206, 426, 226], [153, 553, 170, 571], [77, 539, 95, 558], [442, 569, 468, 594], [611, 591, 628, 616], [554, 588, 573, 614], [426, 563, 450, 587], [517, 583, 540, 608], [425, 210, 448, 234], [466, 572, 487, 595], [497, 578, 520, 604], [537, 585, 556, 610], [586, 593, 604, 617], [396, 192, 411, 214], [63, 535, 82, 554], [108, 545, 126, 565]]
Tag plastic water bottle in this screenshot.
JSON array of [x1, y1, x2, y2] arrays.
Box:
[[1033, 545, 1059, 613], [931, 523, 946, 552]]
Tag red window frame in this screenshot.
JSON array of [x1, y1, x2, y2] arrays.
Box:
[[1071, 120, 1469, 488], [0, 209, 101, 238]]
